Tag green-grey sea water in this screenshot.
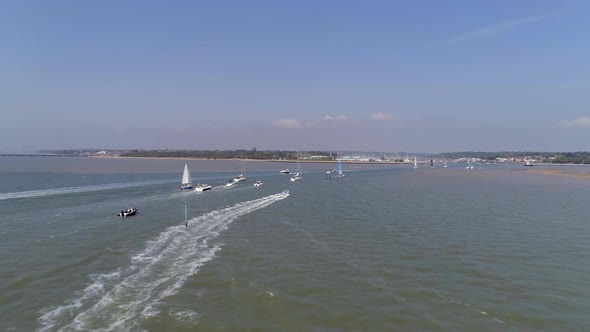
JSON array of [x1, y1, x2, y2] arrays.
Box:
[[1, 157, 589, 331]]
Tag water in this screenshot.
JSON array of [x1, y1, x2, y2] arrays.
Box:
[[1, 157, 589, 331]]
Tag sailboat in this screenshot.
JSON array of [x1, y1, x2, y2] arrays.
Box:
[[290, 156, 302, 182], [336, 160, 344, 177], [413, 156, 418, 169], [233, 159, 246, 182], [179, 163, 193, 190]]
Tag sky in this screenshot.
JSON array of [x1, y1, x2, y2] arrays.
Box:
[[1, 0, 590, 153]]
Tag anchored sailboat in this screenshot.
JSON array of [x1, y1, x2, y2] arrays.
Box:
[[179, 164, 193, 190], [413, 156, 418, 169], [290, 155, 302, 182], [232, 158, 247, 182]]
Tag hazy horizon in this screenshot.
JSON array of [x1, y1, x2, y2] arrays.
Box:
[[2, 1, 590, 153]]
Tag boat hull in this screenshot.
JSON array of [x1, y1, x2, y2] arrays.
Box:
[[195, 185, 212, 192], [118, 208, 138, 217]]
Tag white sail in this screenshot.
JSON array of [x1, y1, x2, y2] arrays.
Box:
[[181, 163, 192, 185], [413, 156, 418, 168]]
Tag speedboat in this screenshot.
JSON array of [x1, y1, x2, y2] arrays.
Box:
[[254, 180, 263, 187], [195, 183, 213, 192], [118, 208, 138, 217], [280, 169, 290, 174]]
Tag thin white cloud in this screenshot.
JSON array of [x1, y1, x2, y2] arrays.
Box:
[[559, 116, 590, 127], [370, 112, 395, 121], [443, 13, 551, 45], [272, 118, 303, 129], [323, 115, 349, 121]]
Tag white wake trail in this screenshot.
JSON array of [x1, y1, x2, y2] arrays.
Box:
[[0, 180, 171, 200], [37, 191, 289, 331]]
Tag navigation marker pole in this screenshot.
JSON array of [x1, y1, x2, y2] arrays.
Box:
[[185, 201, 188, 227]]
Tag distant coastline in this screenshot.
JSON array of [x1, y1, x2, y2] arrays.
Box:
[[21, 149, 590, 165]]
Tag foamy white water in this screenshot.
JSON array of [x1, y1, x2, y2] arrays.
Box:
[[37, 192, 289, 331], [0, 180, 172, 200]]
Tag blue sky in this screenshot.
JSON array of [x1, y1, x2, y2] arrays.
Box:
[[1, 0, 589, 153]]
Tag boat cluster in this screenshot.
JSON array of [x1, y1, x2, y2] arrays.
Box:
[[178, 163, 263, 192]]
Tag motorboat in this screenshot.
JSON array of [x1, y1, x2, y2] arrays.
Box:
[[254, 180, 263, 187], [118, 208, 138, 217], [226, 179, 237, 187], [280, 169, 290, 174], [195, 184, 213, 191]]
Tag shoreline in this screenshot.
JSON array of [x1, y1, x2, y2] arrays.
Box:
[[90, 155, 411, 165]]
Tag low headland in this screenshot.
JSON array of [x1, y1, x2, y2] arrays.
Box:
[[31, 149, 590, 165]]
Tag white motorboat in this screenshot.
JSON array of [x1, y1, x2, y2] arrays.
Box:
[[254, 180, 263, 187], [195, 184, 213, 191], [280, 169, 290, 174], [226, 179, 237, 187]]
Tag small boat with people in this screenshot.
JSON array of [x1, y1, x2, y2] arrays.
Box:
[[254, 180, 263, 187], [118, 208, 138, 217]]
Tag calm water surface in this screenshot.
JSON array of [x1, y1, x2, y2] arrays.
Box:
[[1, 157, 589, 331]]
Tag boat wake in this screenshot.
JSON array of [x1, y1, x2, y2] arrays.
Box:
[[37, 191, 289, 331], [0, 180, 171, 201]]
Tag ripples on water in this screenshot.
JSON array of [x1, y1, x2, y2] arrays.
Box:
[[0, 158, 589, 331]]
